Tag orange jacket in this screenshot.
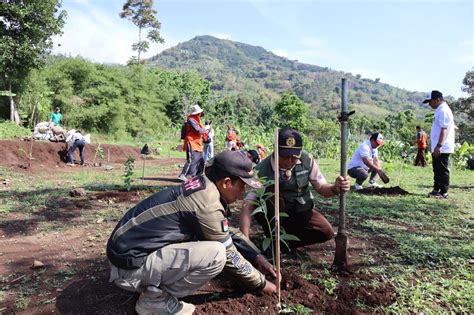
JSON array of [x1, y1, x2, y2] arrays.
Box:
[[226, 129, 237, 142], [417, 131, 427, 149], [184, 114, 204, 152]]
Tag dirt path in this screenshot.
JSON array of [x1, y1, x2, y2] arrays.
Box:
[[0, 139, 396, 314]]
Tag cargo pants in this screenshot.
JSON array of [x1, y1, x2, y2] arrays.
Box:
[[109, 241, 226, 298]]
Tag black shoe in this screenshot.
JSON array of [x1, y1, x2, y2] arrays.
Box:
[[427, 190, 440, 197], [438, 192, 448, 199]]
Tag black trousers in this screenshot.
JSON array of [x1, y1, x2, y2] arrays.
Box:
[[414, 148, 427, 167], [180, 143, 204, 177], [432, 153, 450, 193]]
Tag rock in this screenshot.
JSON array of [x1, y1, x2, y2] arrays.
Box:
[[96, 218, 104, 224], [69, 188, 87, 197], [32, 260, 45, 269], [103, 165, 113, 171]]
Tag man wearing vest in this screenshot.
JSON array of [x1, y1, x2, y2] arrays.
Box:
[[423, 90, 455, 199], [178, 104, 207, 182], [239, 128, 350, 252], [414, 126, 428, 167], [107, 151, 277, 315]]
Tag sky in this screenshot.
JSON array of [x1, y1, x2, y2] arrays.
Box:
[[53, 0, 473, 98]]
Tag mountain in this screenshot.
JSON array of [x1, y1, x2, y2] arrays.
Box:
[[148, 35, 428, 118]]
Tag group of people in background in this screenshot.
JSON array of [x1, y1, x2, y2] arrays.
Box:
[[178, 105, 267, 182]]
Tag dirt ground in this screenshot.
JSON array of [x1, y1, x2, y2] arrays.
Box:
[[0, 139, 396, 314]]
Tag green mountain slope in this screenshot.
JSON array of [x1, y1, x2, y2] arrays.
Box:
[[148, 35, 428, 118]]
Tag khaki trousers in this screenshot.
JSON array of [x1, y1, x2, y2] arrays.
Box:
[[110, 241, 226, 298]]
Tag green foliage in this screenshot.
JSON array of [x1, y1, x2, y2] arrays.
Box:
[[280, 303, 313, 314], [275, 91, 308, 130], [123, 155, 136, 191], [0, 0, 66, 123], [249, 177, 300, 264], [119, 0, 164, 64], [451, 141, 474, 169], [0, 121, 30, 139]]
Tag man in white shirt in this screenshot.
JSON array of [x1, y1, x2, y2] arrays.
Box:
[[423, 90, 455, 199], [65, 129, 86, 166], [348, 133, 385, 190]]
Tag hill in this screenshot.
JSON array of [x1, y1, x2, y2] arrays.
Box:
[[148, 35, 428, 118]]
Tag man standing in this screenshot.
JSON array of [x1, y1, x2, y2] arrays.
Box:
[[107, 151, 276, 315], [203, 120, 215, 161], [423, 90, 455, 199], [239, 128, 350, 252], [50, 107, 63, 126], [178, 104, 206, 181], [414, 126, 428, 167], [348, 132, 385, 190]]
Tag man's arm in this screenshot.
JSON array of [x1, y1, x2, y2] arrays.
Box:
[[239, 196, 256, 238], [433, 128, 448, 157], [362, 156, 381, 172], [188, 118, 206, 134], [309, 156, 350, 197]]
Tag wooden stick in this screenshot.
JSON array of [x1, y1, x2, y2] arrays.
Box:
[[274, 128, 281, 309]]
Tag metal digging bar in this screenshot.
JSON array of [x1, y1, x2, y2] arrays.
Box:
[[333, 78, 354, 271]]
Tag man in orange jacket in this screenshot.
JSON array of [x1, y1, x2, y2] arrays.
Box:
[[414, 126, 427, 167], [178, 104, 207, 181]]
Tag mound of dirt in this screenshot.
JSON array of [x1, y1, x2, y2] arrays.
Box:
[[357, 186, 410, 195], [0, 139, 142, 170]]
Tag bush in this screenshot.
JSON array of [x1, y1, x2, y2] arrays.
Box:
[[0, 121, 31, 139]]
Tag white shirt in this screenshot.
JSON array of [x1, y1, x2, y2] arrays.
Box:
[[348, 140, 378, 170], [205, 125, 214, 141], [66, 130, 84, 145], [430, 102, 455, 153]]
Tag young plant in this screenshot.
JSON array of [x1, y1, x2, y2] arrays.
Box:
[[123, 155, 136, 191], [249, 177, 300, 264]]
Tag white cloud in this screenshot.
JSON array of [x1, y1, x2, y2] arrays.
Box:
[[53, 3, 169, 64], [272, 49, 288, 58]]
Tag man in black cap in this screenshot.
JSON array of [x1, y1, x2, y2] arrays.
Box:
[[107, 151, 276, 315], [239, 128, 350, 252], [423, 90, 455, 198]]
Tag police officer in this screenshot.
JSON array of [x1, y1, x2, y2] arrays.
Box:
[[240, 128, 350, 250], [107, 151, 276, 315]]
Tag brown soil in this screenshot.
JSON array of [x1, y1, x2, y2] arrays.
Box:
[[357, 186, 410, 196], [0, 139, 396, 314], [0, 139, 143, 171]]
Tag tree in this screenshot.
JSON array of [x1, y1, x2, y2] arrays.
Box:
[[0, 0, 66, 124], [451, 70, 474, 142], [274, 91, 308, 130], [119, 0, 164, 64]]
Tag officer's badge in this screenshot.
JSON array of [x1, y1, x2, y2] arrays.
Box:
[[286, 137, 296, 147], [221, 219, 229, 232]]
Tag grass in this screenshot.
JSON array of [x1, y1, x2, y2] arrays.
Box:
[[0, 153, 472, 313], [315, 158, 473, 313]]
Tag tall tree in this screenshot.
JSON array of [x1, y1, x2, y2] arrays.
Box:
[[275, 91, 308, 131], [0, 0, 66, 124], [119, 0, 164, 64]]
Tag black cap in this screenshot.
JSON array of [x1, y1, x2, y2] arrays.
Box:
[[278, 128, 303, 157], [208, 151, 262, 188], [246, 149, 260, 164], [422, 90, 443, 103]]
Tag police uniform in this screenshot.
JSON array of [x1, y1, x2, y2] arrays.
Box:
[[107, 175, 266, 298]]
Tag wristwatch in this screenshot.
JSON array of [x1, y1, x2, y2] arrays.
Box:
[[436, 143, 443, 148]]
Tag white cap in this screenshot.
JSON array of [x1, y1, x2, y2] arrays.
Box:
[[190, 104, 203, 115]]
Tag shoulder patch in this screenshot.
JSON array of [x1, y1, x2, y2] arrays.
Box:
[[221, 219, 229, 232], [182, 175, 206, 197]]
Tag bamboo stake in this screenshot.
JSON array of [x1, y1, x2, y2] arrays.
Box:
[[142, 155, 146, 187], [273, 128, 281, 310]]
